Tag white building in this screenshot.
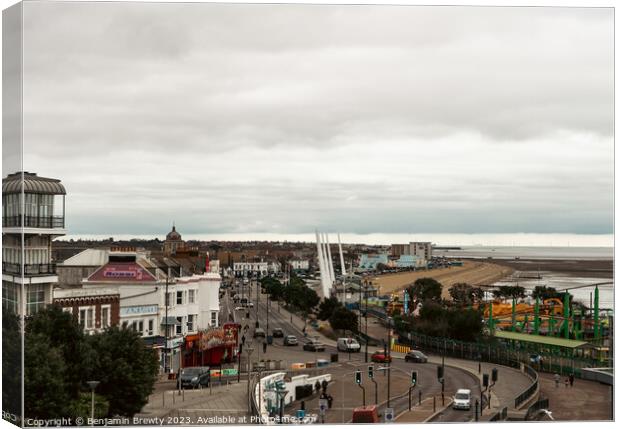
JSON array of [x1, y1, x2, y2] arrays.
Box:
[[2, 172, 67, 316], [409, 242, 432, 261], [233, 260, 281, 276], [289, 259, 310, 271], [54, 247, 221, 372]]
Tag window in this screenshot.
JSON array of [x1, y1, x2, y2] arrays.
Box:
[[148, 319, 154, 336], [176, 291, 183, 305], [176, 316, 183, 335], [27, 285, 46, 315], [2, 282, 18, 314], [79, 306, 95, 330], [188, 289, 195, 304], [211, 311, 217, 327], [187, 314, 195, 332], [101, 305, 110, 328]]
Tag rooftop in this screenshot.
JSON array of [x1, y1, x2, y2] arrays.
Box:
[[2, 172, 66, 195]]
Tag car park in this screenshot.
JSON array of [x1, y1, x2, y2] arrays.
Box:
[[452, 389, 471, 410], [404, 350, 428, 363], [283, 335, 298, 346], [370, 351, 392, 363], [177, 367, 210, 389], [272, 328, 284, 338], [303, 340, 325, 352], [337, 338, 361, 352]]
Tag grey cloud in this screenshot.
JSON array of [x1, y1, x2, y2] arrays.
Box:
[[10, 2, 614, 236]]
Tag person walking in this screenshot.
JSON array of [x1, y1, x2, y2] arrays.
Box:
[[554, 372, 560, 388], [569, 373, 575, 387], [564, 377, 569, 388]]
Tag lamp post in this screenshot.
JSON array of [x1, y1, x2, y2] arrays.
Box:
[[246, 346, 255, 412], [86, 381, 100, 426], [364, 281, 369, 363]]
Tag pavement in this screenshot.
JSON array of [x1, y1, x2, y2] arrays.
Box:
[[537, 372, 613, 421]]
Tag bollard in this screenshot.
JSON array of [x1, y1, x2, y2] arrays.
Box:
[[418, 390, 422, 405], [163, 391, 165, 408], [442, 392, 444, 406], [173, 391, 175, 404], [478, 362, 481, 374], [475, 400, 479, 421], [182, 388, 185, 402], [433, 396, 436, 412]]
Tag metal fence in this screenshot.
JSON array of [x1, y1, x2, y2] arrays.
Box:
[[488, 406, 508, 421], [514, 364, 538, 409]]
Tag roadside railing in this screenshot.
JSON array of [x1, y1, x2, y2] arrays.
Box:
[[525, 397, 549, 420], [514, 363, 538, 409]]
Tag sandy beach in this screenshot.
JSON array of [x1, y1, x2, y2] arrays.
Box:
[[369, 261, 514, 299]]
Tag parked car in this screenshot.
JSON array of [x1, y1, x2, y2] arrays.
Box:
[[303, 340, 325, 352], [283, 335, 298, 346], [452, 389, 471, 410], [177, 367, 210, 389], [351, 405, 379, 423], [405, 350, 428, 363], [272, 328, 284, 338], [234, 306, 245, 311], [370, 351, 392, 363], [253, 328, 266, 338], [337, 338, 361, 353]]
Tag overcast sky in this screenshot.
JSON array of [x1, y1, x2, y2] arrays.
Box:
[[7, 2, 614, 237]]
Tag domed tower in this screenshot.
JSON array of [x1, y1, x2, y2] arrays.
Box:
[[163, 224, 184, 255], [2, 172, 67, 315]]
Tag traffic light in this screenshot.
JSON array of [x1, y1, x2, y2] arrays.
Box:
[[492, 368, 498, 383], [411, 370, 418, 387], [355, 370, 362, 384], [436, 365, 444, 381], [483, 373, 489, 387], [368, 366, 374, 379]]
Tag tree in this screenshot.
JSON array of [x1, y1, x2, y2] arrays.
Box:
[[3, 310, 21, 419], [317, 297, 341, 321], [24, 333, 71, 419], [408, 278, 443, 303], [88, 326, 159, 417], [328, 306, 359, 334], [449, 283, 484, 306], [492, 286, 526, 300]]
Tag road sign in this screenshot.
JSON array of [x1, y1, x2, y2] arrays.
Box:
[[384, 407, 395, 423], [319, 399, 328, 415]]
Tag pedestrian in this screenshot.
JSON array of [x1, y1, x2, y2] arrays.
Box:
[[564, 377, 569, 388], [554, 372, 560, 388], [569, 373, 575, 387], [327, 394, 333, 409]]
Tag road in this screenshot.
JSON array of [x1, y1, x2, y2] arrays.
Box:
[[222, 278, 481, 423]]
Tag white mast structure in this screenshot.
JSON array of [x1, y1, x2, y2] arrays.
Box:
[[338, 233, 346, 277], [325, 233, 336, 286], [321, 233, 331, 285], [315, 230, 330, 298]]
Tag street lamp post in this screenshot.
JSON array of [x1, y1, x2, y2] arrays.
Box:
[[387, 316, 392, 408], [364, 282, 369, 363], [246, 346, 255, 412], [86, 381, 100, 426]]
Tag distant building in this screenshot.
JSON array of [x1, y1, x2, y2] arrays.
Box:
[[289, 259, 310, 271], [410, 242, 432, 261], [395, 254, 426, 269], [2, 172, 67, 315], [391, 244, 410, 257], [53, 287, 120, 334], [233, 260, 280, 276], [358, 253, 389, 270], [163, 224, 184, 255]]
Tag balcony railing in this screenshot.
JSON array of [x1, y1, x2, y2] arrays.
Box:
[[2, 216, 65, 229], [2, 262, 57, 275]]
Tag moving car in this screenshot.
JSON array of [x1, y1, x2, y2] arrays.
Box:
[[283, 335, 298, 346], [405, 350, 428, 363], [234, 306, 245, 311], [253, 328, 266, 338], [370, 351, 392, 363], [177, 367, 210, 389], [452, 389, 471, 410], [303, 339, 325, 352], [337, 338, 361, 353], [272, 328, 284, 338]]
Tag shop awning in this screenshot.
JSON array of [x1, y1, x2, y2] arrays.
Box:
[[161, 317, 182, 326]]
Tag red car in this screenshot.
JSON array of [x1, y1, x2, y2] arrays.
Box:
[[370, 351, 392, 363]]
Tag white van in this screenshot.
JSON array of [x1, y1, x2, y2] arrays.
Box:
[[452, 389, 471, 410], [337, 338, 361, 352]]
